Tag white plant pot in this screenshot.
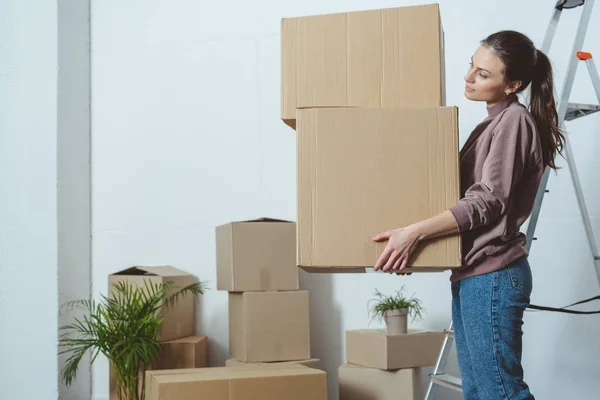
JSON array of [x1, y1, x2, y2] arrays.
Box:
[[384, 308, 408, 335]]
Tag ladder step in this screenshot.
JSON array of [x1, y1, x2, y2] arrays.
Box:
[[430, 374, 463, 392], [566, 103, 600, 121], [556, 0, 585, 10]]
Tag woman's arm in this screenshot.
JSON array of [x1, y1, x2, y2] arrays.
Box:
[[372, 110, 536, 273], [411, 209, 460, 241], [372, 210, 459, 272]]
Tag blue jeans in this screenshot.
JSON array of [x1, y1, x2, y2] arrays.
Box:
[[451, 257, 535, 400]]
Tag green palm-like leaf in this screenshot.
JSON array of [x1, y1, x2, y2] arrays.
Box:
[[58, 277, 208, 400]]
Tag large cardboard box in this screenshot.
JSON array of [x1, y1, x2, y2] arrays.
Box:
[[145, 365, 327, 400], [346, 329, 445, 370], [281, 4, 446, 128], [108, 266, 197, 341], [226, 358, 321, 370], [339, 363, 423, 400], [216, 218, 298, 292], [297, 107, 461, 272], [229, 291, 310, 362], [110, 336, 208, 400]]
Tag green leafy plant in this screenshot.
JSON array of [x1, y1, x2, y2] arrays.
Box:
[[58, 279, 208, 400], [368, 286, 425, 324]]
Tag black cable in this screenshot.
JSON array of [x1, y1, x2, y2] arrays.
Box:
[[527, 294, 600, 314]]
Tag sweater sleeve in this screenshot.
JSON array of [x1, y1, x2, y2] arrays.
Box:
[[449, 111, 535, 232]]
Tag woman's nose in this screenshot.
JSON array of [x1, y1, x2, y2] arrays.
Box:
[[464, 71, 475, 83]]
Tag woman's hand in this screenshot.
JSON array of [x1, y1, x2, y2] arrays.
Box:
[[372, 226, 422, 273]]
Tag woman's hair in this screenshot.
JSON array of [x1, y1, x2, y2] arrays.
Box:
[[482, 30, 565, 170]]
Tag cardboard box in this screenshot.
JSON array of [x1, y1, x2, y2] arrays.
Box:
[[297, 107, 461, 272], [281, 4, 446, 128], [108, 266, 197, 341], [346, 329, 445, 370], [110, 336, 208, 400], [229, 291, 310, 362], [156, 335, 208, 370], [226, 358, 321, 370], [216, 218, 298, 292], [145, 365, 327, 400], [339, 363, 423, 400]]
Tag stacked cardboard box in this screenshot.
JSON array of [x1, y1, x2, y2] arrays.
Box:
[[340, 329, 445, 399], [280, 3, 457, 398], [216, 218, 316, 366], [107, 267, 208, 400], [145, 364, 327, 400], [281, 3, 462, 272]]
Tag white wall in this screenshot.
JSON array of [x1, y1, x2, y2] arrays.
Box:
[[0, 1, 59, 399], [58, 0, 92, 399], [91, 1, 600, 399]]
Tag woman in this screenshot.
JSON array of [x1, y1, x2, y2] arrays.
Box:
[[372, 30, 564, 399]]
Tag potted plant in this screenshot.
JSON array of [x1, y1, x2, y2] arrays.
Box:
[[368, 286, 425, 335], [58, 279, 207, 400]]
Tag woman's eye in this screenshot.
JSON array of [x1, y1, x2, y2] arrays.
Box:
[[479, 73, 488, 79]]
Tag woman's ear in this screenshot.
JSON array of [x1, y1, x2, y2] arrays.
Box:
[[505, 80, 522, 95]]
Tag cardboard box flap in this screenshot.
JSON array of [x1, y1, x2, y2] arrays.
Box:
[[296, 105, 357, 111], [112, 266, 190, 277], [238, 217, 293, 223], [165, 335, 206, 344]]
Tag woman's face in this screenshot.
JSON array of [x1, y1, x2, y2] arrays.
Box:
[[464, 45, 517, 106]]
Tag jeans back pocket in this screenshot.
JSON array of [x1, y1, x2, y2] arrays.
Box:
[[507, 258, 533, 297]]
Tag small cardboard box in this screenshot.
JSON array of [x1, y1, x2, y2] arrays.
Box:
[[156, 335, 208, 370], [108, 266, 198, 341], [297, 107, 461, 272], [346, 329, 445, 370], [216, 218, 298, 292], [110, 336, 208, 400], [145, 365, 327, 400], [281, 3, 446, 128], [226, 358, 321, 370], [229, 291, 310, 362], [338, 364, 423, 400]]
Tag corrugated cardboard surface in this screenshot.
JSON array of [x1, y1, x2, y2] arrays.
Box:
[[297, 107, 461, 271], [157, 335, 208, 370], [226, 358, 321, 370], [346, 329, 445, 370], [108, 266, 197, 341], [281, 4, 445, 128], [109, 336, 208, 400], [338, 363, 422, 400], [146, 366, 327, 400], [216, 218, 299, 291], [229, 291, 311, 362]]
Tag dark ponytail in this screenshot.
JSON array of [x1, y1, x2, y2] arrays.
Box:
[[530, 49, 565, 170], [482, 31, 565, 170]]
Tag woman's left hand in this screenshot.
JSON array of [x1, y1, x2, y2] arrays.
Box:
[[372, 226, 421, 272]]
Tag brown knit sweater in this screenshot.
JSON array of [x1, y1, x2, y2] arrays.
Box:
[[448, 94, 544, 282]]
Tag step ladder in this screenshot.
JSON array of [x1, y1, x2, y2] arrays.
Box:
[[425, 0, 600, 398]]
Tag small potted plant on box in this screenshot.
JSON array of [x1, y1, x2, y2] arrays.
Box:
[[368, 286, 424, 335], [58, 279, 207, 400]]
